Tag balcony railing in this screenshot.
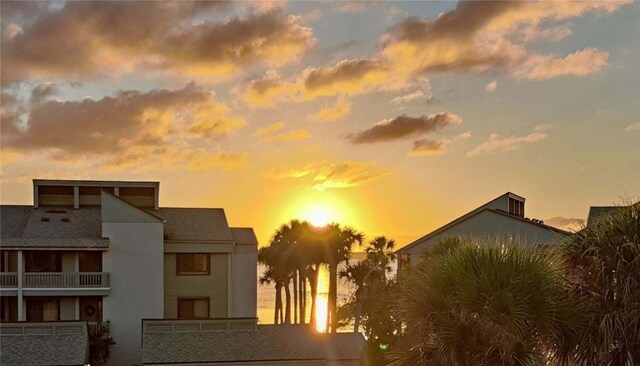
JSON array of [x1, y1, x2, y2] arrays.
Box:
[[24, 272, 109, 288], [0, 273, 18, 288]]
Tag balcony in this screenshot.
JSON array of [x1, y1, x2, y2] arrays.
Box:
[[0, 273, 18, 288], [24, 272, 110, 288]]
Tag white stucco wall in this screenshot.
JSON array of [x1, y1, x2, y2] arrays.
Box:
[[101, 192, 165, 366], [230, 246, 257, 318], [402, 210, 566, 263]]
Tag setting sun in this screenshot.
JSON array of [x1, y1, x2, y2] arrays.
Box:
[[299, 200, 344, 228]]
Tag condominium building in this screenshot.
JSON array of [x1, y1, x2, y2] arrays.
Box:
[[0, 179, 258, 366]]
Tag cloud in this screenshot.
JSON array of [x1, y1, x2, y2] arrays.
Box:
[[241, 70, 299, 108], [255, 121, 286, 137], [1, 2, 316, 86], [485, 81, 497, 93], [391, 89, 432, 105], [310, 99, 351, 122], [262, 160, 390, 191], [1, 84, 247, 170], [409, 131, 471, 157], [626, 122, 640, 132], [238, 1, 626, 108], [346, 112, 462, 144], [255, 122, 311, 143], [467, 128, 547, 156], [514, 48, 609, 81]]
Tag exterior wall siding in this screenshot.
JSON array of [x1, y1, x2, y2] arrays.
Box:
[[102, 221, 164, 366], [231, 247, 257, 317], [403, 210, 565, 261], [164, 253, 229, 318]]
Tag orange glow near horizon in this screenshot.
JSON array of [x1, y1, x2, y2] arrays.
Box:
[[315, 265, 329, 332]]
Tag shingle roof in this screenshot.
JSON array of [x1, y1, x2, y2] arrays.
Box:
[[1, 205, 107, 249], [0, 323, 89, 366], [154, 208, 234, 242], [230, 227, 259, 245], [142, 324, 365, 364]]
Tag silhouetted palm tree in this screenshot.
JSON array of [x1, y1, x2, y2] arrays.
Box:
[[561, 202, 640, 365], [315, 224, 363, 333], [390, 239, 584, 366]]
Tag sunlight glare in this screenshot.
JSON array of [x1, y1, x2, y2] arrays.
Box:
[[301, 201, 341, 227], [315, 265, 329, 332]]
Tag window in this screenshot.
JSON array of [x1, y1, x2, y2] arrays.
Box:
[[508, 198, 525, 218], [25, 252, 61, 272], [177, 298, 209, 319], [177, 254, 209, 275], [27, 298, 60, 321]]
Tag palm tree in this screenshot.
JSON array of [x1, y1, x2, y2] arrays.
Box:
[[561, 202, 640, 365], [315, 224, 363, 333], [390, 238, 584, 366], [340, 236, 396, 333]]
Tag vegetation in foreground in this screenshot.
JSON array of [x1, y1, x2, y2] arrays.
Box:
[[260, 202, 639, 366]]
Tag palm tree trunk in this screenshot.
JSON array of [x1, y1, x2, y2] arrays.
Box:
[[353, 301, 361, 333], [329, 262, 338, 333], [326, 263, 338, 333], [284, 280, 292, 324], [309, 265, 318, 327], [299, 274, 306, 324], [293, 271, 298, 324], [275, 282, 283, 325]]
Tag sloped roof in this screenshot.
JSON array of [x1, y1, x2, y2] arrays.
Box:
[[0, 323, 88, 366], [398, 205, 570, 253], [0, 205, 108, 249], [230, 227, 258, 245], [154, 208, 234, 242], [142, 324, 365, 364]]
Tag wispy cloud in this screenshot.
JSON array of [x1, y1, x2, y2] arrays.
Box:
[[485, 81, 497, 93], [346, 112, 462, 144], [409, 132, 471, 157], [310, 99, 351, 122], [626, 121, 640, 132], [255, 122, 310, 143], [467, 128, 547, 156], [262, 160, 390, 191]]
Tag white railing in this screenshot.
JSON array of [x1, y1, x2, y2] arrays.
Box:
[[0, 273, 18, 288], [24, 272, 109, 288]]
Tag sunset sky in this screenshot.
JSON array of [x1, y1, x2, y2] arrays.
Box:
[[1, 1, 638, 248]]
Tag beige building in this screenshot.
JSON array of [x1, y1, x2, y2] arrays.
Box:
[[1, 179, 258, 366], [397, 192, 571, 268]]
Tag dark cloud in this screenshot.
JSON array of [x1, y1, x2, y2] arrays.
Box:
[[304, 59, 384, 91], [346, 112, 461, 144], [410, 139, 445, 155], [30, 84, 58, 104], [1, 2, 315, 86]]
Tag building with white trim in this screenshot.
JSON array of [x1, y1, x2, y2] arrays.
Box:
[[0, 179, 258, 366]]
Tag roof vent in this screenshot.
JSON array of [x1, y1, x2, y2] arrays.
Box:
[[41, 217, 50, 222], [61, 218, 70, 222]]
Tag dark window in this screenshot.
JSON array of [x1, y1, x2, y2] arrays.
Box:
[[25, 252, 61, 272], [177, 298, 209, 319], [119, 187, 154, 196], [79, 187, 114, 195], [508, 198, 525, 217], [38, 186, 73, 195], [79, 252, 102, 272], [177, 254, 209, 275], [26, 298, 60, 321]]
